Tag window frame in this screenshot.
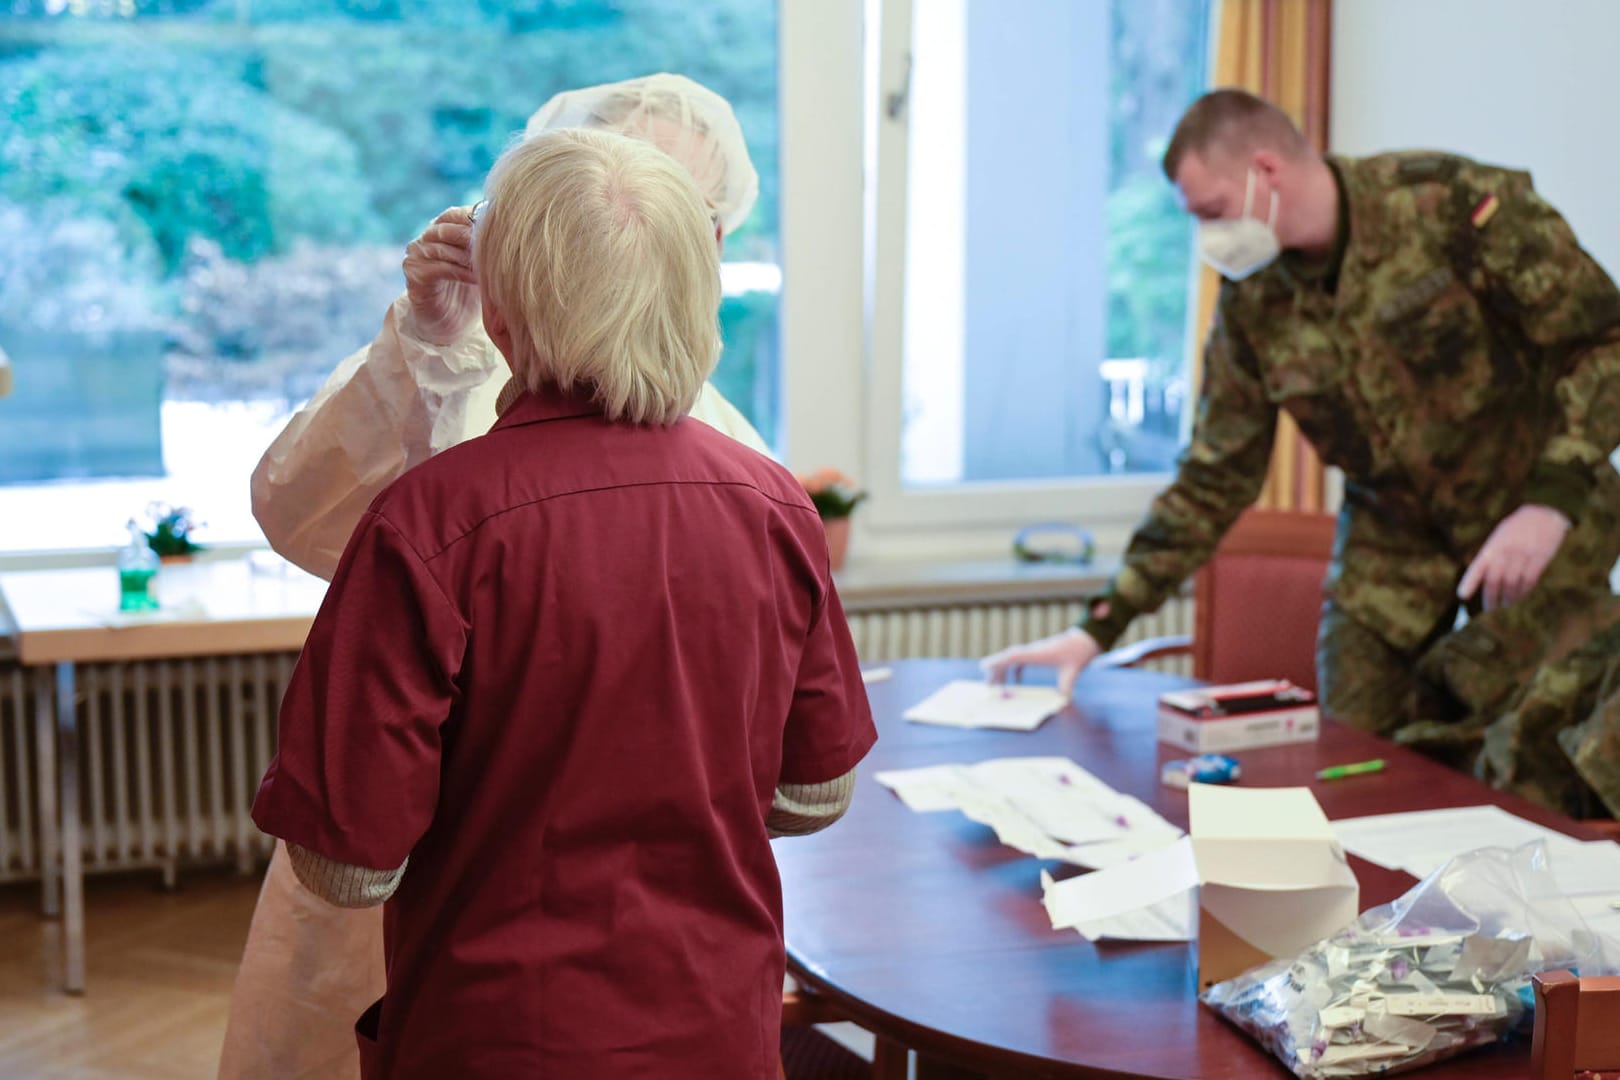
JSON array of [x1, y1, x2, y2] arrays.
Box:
[[2, 4, 803, 566], [777, 0, 1199, 562], [3, 0, 1198, 568]]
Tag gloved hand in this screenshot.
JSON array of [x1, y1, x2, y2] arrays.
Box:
[[401, 206, 480, 346], [1457, 503, 1572, 611], [980, 627, 1102, 699]]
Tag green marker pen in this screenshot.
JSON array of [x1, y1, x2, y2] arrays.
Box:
[[1316, 758, 1386, 781]]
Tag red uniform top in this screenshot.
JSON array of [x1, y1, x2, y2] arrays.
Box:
[[252, 387, 876, 1079]]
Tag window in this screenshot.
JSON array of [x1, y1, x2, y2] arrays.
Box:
[[0, 0, 780, 554], [863, 0, 1211, 537]]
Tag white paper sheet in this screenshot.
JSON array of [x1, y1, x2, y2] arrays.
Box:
[[1331, 805, 1588, 881], [1059, 822, 1187, 870], [1545, 839, 1620, 899], [1570, 894, 1620, 956], [903, 680, 1066, 731], [874, 756, 1184, 869], [1040, 838, 1199, 933], [967, 756, 1139, 845], [1074, 889, 1196, 943], [872, 765, 967, 812]]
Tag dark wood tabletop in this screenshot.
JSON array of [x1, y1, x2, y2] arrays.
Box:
[[775, 658, 1601, 1080]]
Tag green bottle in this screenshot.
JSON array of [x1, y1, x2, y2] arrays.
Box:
[[117, 519, 159, 612]]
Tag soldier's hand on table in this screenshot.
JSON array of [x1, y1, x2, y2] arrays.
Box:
[[403, 206, 481, 346], [1457, 503, 1572, 611], [980, 627, 1102, 699]]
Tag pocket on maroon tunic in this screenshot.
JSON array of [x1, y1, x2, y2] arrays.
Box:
[[355, 996, 384, 1078]]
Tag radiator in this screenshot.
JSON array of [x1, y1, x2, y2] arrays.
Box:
[[845, 594, 1195, 674], [0, 597, 1192, 884], [0, 653, 299, 883]]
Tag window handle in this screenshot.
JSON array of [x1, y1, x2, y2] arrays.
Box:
[[885, 53, 913, 121]]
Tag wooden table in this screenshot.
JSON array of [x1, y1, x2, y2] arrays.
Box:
[[0, 557, 324, 992], [776, 658, 1602, 1079]]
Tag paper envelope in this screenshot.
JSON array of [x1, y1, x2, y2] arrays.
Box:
[[1189, 785, 1360, 989]]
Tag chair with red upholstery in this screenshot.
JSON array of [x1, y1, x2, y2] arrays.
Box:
[[1532, 969, 1620, 1080], [1099, 508, 1337, 691]]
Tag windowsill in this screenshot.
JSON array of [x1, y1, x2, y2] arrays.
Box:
[[0, 539, 267, 574], [0, 545, 1112, 634]]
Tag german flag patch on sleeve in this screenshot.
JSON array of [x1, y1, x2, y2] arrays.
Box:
[[1470, 193, 1501, 229]]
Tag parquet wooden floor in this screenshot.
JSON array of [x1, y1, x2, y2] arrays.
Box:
[[0, 871, 259, 1080], [0, 870, 877, 1080]]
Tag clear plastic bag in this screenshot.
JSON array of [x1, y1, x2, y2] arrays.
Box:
[[1201, 840, 1614, 1078]]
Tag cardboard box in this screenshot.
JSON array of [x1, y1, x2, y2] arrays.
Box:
[[1158, 679, 1319, 753], [1189, 785, 1360, 989]]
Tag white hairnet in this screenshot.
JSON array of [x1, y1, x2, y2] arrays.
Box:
[[525, 73, 760, 236]]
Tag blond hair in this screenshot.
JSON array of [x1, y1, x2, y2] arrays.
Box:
[[1162, 88, 1310, 181], [473, 128, 722, 425]]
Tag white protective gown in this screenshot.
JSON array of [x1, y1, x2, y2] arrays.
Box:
[[250, 294, 770, 582], [219, 298, 770, 1080]]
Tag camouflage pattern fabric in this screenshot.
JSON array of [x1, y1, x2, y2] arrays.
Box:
[[1082, 151, 1620, 816], [1556, 627, 1620, 820], [1393, 595, 1620, 820], [1085, 152, 1620, 655], [1320, 472, 1616, 729]]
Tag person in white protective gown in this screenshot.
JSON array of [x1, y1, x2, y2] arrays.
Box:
[[219, 73, 770, 1080]]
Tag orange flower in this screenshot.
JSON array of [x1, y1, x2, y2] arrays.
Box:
[[795, 467, 867, 519], [796, 467, 859, 495]]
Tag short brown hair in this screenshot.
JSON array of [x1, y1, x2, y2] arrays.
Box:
[[1162, 88, 1309, 181]]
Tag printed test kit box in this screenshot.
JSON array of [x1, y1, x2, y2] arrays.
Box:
[[1157, 679, 1319, 753]]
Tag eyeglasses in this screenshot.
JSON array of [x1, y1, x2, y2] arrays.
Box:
[[469, 199, 488, 228]]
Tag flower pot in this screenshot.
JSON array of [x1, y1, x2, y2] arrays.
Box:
[[823, 515, 852, 571]]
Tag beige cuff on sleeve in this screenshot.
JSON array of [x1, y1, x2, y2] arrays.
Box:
[[767, 769, 857, 839], [286, 843, 408, 909]]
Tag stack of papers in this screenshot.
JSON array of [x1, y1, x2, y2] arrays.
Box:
[[874, 756, 1183, 869], [902, 680, 1067, 731], [1332, 805, 1620, 900]]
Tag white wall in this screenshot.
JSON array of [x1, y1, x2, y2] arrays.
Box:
[[1333, 0, 1620, 588], [1332, 0, 1620, 277]]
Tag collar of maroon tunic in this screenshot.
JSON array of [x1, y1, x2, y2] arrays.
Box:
[[492, 381, 603, 428]]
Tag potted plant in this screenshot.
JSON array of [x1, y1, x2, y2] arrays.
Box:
[[796, 468, 867, 571], [142, 501, 205, 561]]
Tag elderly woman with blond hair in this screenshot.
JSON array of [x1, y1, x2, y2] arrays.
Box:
[[249, 128, 874, 1079], [221, 74, 793, 1080]]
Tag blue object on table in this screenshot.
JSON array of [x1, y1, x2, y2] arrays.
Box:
[[1160, 753, 1242, 789]]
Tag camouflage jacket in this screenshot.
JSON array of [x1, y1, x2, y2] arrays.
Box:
[[1087, 152, 1620, 652], [1395, 595, 1620, 821]]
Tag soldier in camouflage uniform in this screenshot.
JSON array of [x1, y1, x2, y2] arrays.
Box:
[[984, 89, 1620, 815]]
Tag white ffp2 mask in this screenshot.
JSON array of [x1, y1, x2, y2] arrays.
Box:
[[1199, 169, 1280, 281]]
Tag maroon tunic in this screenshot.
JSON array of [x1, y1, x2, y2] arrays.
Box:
[[253, 386, 876, 1079]]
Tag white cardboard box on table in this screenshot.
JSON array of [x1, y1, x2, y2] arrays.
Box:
[[1157, 678, 1320, 753]]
